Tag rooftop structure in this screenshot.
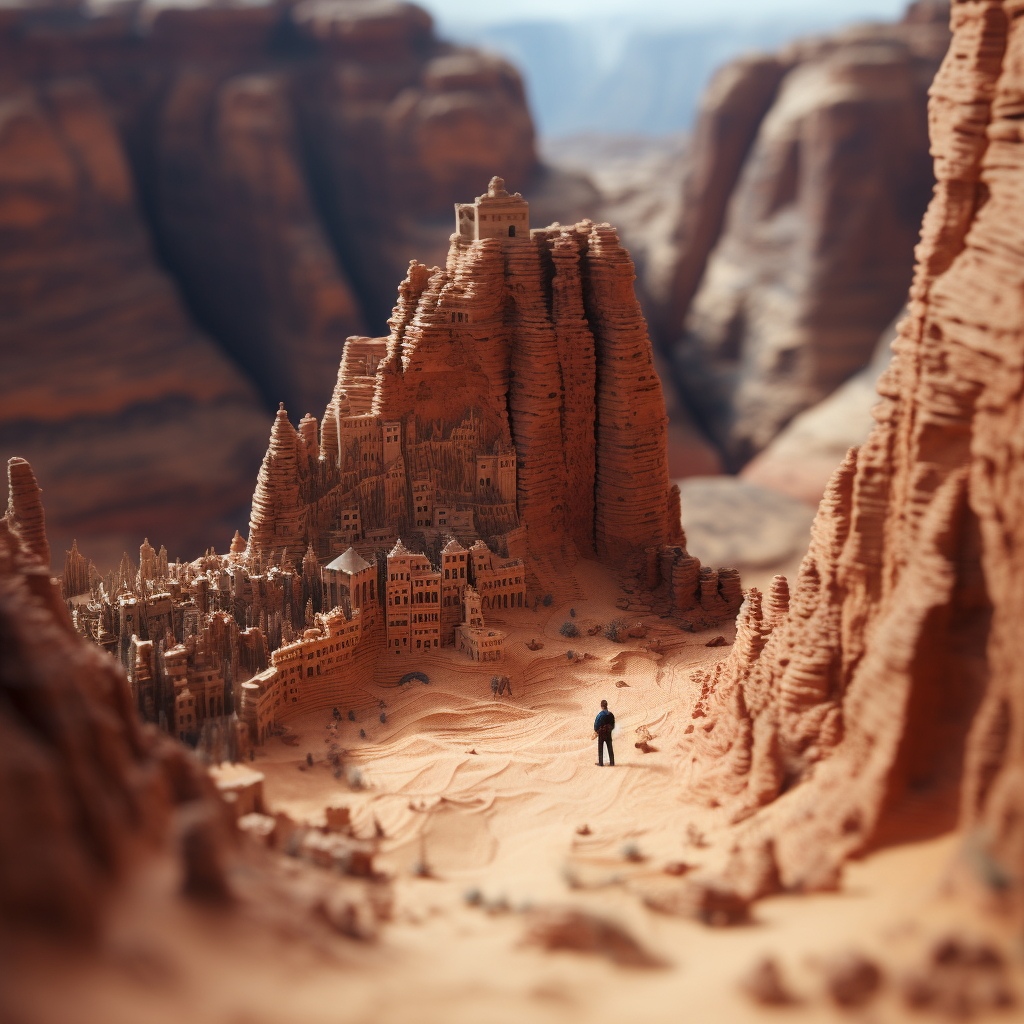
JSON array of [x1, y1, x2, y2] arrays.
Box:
[[455, 176, 529, 241]]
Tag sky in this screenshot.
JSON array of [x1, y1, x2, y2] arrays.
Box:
[[422, 0, 909, 28]]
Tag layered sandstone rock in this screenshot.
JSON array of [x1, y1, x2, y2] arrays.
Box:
[[665, 2, 951, 468], [583, 224, 682, 560], [249, 211, 682, 591], [683, 1, 1024, 917], [0, 460, 228, 937], [153, 68, 366, 417], [0, 75, 270, 570]]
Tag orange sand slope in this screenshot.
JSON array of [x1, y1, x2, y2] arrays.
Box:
[[8, 559, 1018, 1024], [261, 559, 724, 877]]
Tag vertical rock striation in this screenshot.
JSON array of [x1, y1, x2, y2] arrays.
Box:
[[544, 229, 597, 555], [249, 205, 684, 591], [6, 457, 50, 570], [683, 2, 1024, 917], [584, 224, 679, 563]]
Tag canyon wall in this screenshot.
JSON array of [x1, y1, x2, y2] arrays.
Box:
[[683, 0, 1024, 919], [0, 0, 538, 568], [663, 1, 951, 470]]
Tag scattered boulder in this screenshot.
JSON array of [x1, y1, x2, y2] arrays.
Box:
[[740, 957, 796, 1006], [324, 805, 352, 833], [641, 875, 750, 926], [820, 951, 883, 1008], [522, 908, 665, 967], [901, 935, 1016, 1018]]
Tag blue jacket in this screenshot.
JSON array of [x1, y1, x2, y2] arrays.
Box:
[[594, 709, 615, 733]]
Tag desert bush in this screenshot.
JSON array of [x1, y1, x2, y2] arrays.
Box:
[[604, 618, 627, 642], [559, 621, 579, 638]]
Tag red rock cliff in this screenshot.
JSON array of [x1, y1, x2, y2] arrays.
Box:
[[665, 3, 951, 468], [682, 0, 1024, 918]]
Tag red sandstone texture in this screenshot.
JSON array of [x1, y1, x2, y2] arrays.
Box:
[[682, 0, 1024, 918], [0, 459, 228, 937], [664, 2, 951, 468], [0, 1, 538, 567], [0, 74, 270, 569], [247, 203, 689, 601]]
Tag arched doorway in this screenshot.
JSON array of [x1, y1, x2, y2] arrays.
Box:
[[508, 225, 516, 238]]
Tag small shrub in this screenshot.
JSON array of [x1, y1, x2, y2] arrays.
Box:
[[542, 593, 553, 607], [559, 621, 579, 638], [566, 650, 575, 661], [604, 618, 627, 642], [622, 842, 644, 863]]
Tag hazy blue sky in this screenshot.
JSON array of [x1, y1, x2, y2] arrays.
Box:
[[422, 0, 909, 27]]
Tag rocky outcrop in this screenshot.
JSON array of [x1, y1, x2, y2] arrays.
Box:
[[0, 1, 542, 568], [665, 2, 951, 468], [583, 224, 682, 560], [683, 0, 1024, 918], [249, 210, 683, 589], [0, 460, 228, 937]]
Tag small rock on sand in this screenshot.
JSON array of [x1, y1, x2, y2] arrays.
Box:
[[819, 951, 883, 1007], [740, 957, 795, 1005], [522, 908, 664, 967]]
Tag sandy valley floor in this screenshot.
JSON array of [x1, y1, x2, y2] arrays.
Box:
[[5, 559, 1018, 1024]]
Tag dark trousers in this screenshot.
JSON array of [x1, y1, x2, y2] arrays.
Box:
[[598, 733, 614, 766]]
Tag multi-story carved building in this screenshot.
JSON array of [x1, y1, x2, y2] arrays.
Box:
[[456, 587, 505, 662]]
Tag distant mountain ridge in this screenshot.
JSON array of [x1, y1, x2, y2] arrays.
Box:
[[440, 14, 891, 137]]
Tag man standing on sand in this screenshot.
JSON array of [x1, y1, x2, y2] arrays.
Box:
[[594, 699, 615, 767]]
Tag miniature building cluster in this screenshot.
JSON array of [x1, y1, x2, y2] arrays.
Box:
[[64, 529, 515, 750]]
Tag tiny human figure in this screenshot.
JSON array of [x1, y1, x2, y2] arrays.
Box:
[[491, 675, 500, 698], [504, 677, 513, 697], [594, 700, 615, 767]]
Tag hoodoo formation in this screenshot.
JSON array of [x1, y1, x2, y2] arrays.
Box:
[[681, 0, 1024, 920]]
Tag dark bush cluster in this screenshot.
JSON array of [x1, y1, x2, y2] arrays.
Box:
[[559, 621, 579, 638], [604, 618, 627, 642]]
